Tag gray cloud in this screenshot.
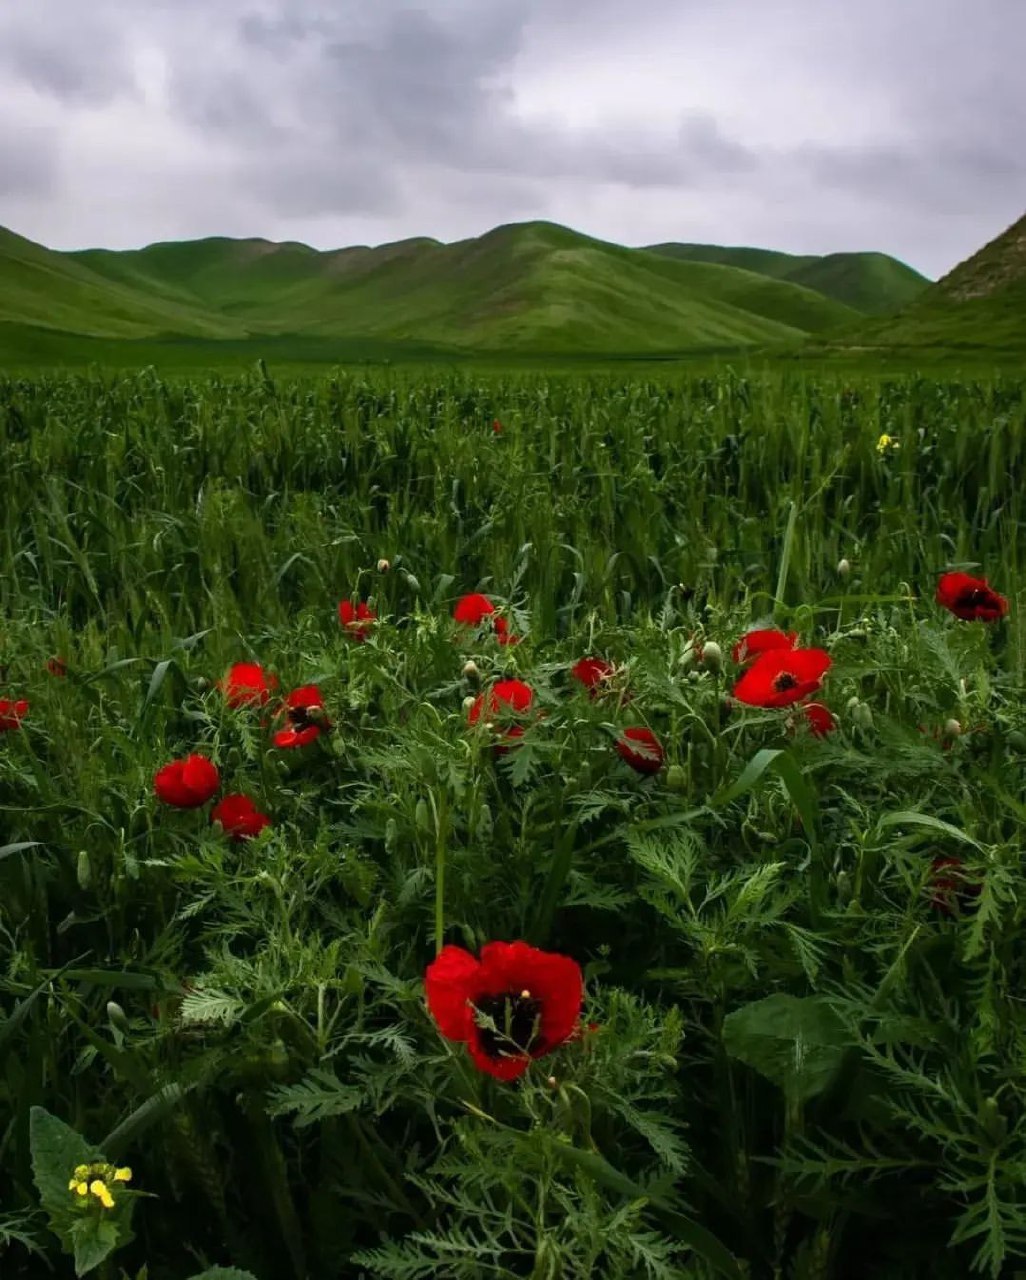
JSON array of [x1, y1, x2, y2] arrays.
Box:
[[0, 0, 1022, 276]]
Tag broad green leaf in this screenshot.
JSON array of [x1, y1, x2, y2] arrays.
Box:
[[30, 1108, 103, 1218], [876, 810, 983, 851], [186, 1270, 258, 1280], [722, 994, 849, 1103]]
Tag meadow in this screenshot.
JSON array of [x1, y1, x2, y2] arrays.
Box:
[[1, 364, 1025, 1279]]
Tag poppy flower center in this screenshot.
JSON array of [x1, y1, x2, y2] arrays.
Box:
[[472, 989, 543, 1059], [772, 672, 799, 692], [288, 705, 318, 728], [959, 588, 990, 606]]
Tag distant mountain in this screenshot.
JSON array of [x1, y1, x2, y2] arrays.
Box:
[[823, 212, 1026, 352], [0, 220, 868, 356], [643, 242, 930, 314]]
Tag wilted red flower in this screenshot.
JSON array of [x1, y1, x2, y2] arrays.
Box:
[[468, 679, 534, 750], [731, 629, 798, 666], [211, 793, 271, 841], [616, 726, 665, 774], [338, 599, 376, 640], [571, 656, 615, 694], [274, 684, 330, 748], [218, 662, 278, 709], [154, 754, 220, 808], [928, 855, 982, 916], [801, 702, 837, 737], [46, 658, 67, 677], [454, 593, 496, 626], [425, 940, 583, 1081], [733, 648, 832, 708], [935, 572, 1008, 622], [0, 699, 29, 732]]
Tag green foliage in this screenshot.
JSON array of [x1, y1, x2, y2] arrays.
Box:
[[1, 366, 1025, 1279]]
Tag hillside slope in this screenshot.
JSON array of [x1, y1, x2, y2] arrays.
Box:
[[643, 242, 929, 314], [28, 220, 860, 353], [828, 212, 1026, 351], [0, 227, 245, 339]]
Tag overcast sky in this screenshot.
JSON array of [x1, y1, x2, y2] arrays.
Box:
[[1, 0, 1023, 279]]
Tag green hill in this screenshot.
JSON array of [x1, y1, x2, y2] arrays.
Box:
[[2, 220, 858, 357], [823, 212, 1026, 352], [643, 242, 930, 314], [0, 226, 245, 339]]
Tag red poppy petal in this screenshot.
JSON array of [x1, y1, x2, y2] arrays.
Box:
[[466, 1033, 532, 1080], [425, 945, 482, 1041], [453, 593, 495, 626]]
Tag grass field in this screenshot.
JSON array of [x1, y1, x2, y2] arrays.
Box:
[[2, 366, 1026, 1279]]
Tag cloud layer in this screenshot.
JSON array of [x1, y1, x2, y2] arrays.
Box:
[[1, 0, 1023, 276]]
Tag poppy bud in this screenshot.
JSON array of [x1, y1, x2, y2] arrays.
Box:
[[1008, 730, 1026, 751], [476, 802, 493, 840], [76, 849, 92, 890], [944, 718, 962, 738], [665, 764, 686, 792], [851, 701, 874, 731], [106, 1001, 130, 1034], [462, 695, 477, 714], [195, 677, 210, 692], [462, 660, 480, 680], [415, 798, 431, 833], [837, 558, 851, 577], [980, 1096, 1007, 1144], [384, 818, 398, 853], [377, 559, 390, 573], [404, 572, 421, 593], [836, 870, 852, 904], [700, 641, 722, 673]]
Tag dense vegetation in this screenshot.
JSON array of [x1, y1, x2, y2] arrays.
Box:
[[1, 367, 1025, 1279]]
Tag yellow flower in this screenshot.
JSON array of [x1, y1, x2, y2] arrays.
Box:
[[113, 1167, 132, 1183], [89, 1179, 115, 1210], [876, 433, 899, 453]]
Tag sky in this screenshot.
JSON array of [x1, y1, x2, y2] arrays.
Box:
[[1, 0, 1023, 279]]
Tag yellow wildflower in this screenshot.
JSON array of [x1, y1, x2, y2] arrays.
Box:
[[876, 433, 899, 453], [89, 1179, 115, 1210], [113, 1167, 132, 1182]]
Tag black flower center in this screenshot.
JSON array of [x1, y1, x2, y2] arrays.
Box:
[[958, 588, 990, 607], [773, 672, 798, 692], [288, 705, 317, 728], [472, 990, 543, 1059]]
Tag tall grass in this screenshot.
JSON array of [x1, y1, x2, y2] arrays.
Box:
[[1, 366, 1025, 1279]]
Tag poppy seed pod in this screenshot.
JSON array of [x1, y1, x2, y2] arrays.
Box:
[[944, 718, 963, 738], [837, 558, 851, 577], [462, 660, 480, 680], [700, 641, 722, 673]]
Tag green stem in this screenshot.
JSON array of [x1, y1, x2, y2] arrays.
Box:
[[530, 818, 580, 946]]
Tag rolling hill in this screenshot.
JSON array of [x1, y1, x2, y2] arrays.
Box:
[[822, 212, 1026, 352], [1, 220, 867, 360], [643, 242, 930, 314]]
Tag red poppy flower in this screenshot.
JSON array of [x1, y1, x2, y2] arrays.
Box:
[[616, 726, 665, 774], [492, 418, 503, 435], [218, 662, 278, 709], [154, 754, 220, 808], [928, 855, 982, 916], [572, 656, 615, 694], [731, 629, 798, 666], [733, 648, 832, 708], [935, 572, 1008, 622], [454, 593, 496, 626], [801, 702, 837, 737], [211, 793, 271, 841], [273, 684, 330, 748], [338, 599, 376, 640], [425, 941, 584, 1081], [493, 615, 521, 646], [46, 658, 67, 677], [0, 699, 29, 732], [468, 679, 534, 750]]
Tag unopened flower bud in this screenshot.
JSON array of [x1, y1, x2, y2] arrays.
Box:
[[195, 677, 210, 692], [944, 718, 962, 738], [76, 849, 92, 890], [665, 764, 686, 792], [377, 559, 390, 573], [837, 558, 851, 577], [851, 701, 874, 731], [106, 1001, 130, 1034], [678, 644, 698, 672], [462, 695, 477, 714], [700, 641, 723, 673], [462, 660, 479, 680]]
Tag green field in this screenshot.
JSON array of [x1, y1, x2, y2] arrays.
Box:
[[2, 366, 1026, 1279]]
